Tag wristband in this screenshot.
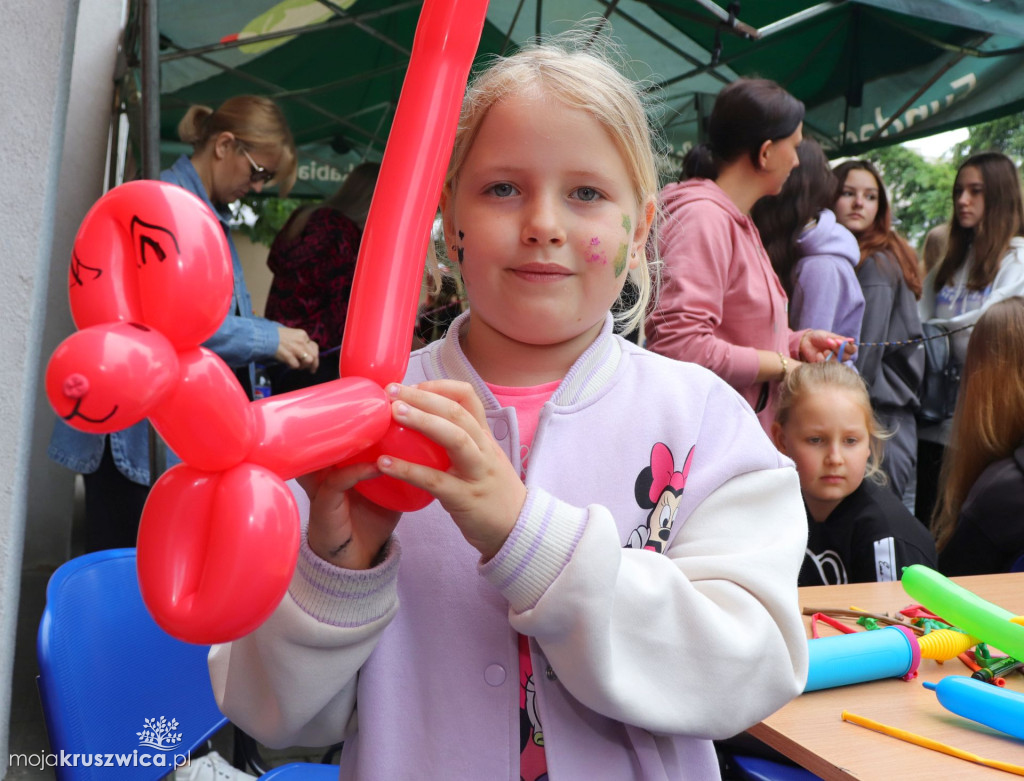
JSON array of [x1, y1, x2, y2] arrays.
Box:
[[777, 351, 788, 381]]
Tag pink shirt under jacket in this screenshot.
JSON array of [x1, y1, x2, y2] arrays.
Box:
[[645, 178, 805, 430]]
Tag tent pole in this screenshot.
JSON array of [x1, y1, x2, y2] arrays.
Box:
[[139, 0, 165, 483], [140, 0, 159, 181]]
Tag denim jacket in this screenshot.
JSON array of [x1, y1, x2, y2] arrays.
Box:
[[47, 156, 280, 484]]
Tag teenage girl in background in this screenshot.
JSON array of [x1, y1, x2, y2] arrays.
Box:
[[771, 362, 936, 586], [916, 152, 1024, 524], [208, 35, 809, 781], [645, 78, 854, 432], [751, 137, 864, 342], [933, 297, 1024, 575], [832, 159, 924, 508]]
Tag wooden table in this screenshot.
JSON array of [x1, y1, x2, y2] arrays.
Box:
[[748, 574, 1024, 779]]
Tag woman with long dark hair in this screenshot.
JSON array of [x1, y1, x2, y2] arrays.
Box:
[[916, 152, 1024, 523], [645, 79, 854, 431], [832, 159, 924, 505]]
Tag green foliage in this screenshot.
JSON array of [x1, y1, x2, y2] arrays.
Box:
[[864, 145, 955, 248], [234, 196, 309, 246], [954, 111, 1024, 166]]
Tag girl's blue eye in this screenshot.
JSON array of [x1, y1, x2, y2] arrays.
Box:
[[490, 183, 517, 197], [573, 187, 601, 202]]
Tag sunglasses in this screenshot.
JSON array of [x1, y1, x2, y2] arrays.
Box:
[[241, 148, 276, 185]]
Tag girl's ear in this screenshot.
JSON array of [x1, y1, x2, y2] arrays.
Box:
[[770, 421, 787, 453], [439, 191, 457, 263], [629, 197, 657, 271]]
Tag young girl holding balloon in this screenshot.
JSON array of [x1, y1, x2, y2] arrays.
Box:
[[209, 36, 808, 781]]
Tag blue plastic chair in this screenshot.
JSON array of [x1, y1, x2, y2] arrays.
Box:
[[258, 765, 339, 780], [36, 549, 228, 779], [37, 549, 341, 780], [732, 755, 821, 780]]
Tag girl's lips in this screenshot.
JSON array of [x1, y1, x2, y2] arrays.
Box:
[[510, 263, 572, 282]]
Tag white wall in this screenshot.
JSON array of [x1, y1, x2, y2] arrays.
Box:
[[0, 0, 125, 773]]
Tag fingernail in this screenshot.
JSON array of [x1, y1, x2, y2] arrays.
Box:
[[379, 456, 393, 469], [394, 402, 409, 416], [387, 384, 400, 397]]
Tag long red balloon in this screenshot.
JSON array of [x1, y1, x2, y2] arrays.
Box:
[[340, 0, 488, 387]]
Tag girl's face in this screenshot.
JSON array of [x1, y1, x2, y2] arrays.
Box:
[[771, 387, 871, 523], [954, 165, 985, 230], [443, 91, 653, 364], [834, 169, 880, 236]]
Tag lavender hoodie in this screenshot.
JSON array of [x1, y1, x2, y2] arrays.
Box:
[[209, 312, 809, 780], [791, 209, 865, 342]]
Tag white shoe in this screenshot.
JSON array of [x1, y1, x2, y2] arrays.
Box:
[[174, 750, 257, 781]]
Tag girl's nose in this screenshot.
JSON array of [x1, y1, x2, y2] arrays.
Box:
[[251, 180, 265, 195], [825, 446, 843, 465], [522, 195, 566, 246]]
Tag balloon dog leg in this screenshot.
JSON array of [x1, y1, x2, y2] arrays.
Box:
[[137, 463, 300, 644]]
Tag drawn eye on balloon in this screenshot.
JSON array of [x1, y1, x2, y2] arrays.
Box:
[[45, 0, 489, 645]]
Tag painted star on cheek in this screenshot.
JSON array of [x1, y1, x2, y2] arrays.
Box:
[[456, 230, 465, 264]]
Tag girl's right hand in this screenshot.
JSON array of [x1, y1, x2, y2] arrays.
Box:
[[298, 463, 401, 570]]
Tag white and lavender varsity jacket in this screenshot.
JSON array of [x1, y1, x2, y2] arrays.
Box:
[[209, 311, 809, 780]]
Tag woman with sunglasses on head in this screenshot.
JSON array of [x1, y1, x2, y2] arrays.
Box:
[[48, 95, 318, 554]]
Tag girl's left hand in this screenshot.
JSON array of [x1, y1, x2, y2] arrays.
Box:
[[799, 330, 857, 362], [378, 380, 527, 560]]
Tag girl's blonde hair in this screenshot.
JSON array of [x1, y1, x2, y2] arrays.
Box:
[[435, 30, 662, 334], [775, 361, 889, 484], [178, 95, 298, 196], [932, 297, 1024, 550]]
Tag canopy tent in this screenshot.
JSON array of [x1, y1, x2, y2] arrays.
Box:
[[142, 0, 1024, 196]]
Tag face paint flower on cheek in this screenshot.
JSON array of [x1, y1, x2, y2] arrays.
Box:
[[621, 214, 631, 233], [584, 236, 608, 266]]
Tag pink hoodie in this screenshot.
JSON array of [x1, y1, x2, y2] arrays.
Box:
[[645, 178, 805, 430]]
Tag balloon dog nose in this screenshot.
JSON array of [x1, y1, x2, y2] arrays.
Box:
[[62, 373, 90, 399]]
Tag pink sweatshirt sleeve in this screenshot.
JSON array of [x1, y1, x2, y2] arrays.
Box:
[[648, 199, 760, 389]]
